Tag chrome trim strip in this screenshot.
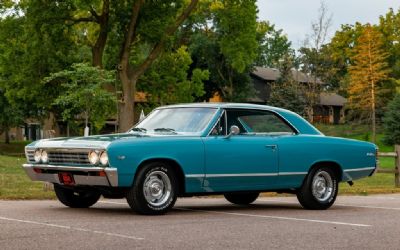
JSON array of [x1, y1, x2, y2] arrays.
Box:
[[205, 173, 278, 177], [186, 172, 308, 178], [206, 109, 226, 137], [278, 172, 308, 176], [104, 168, 118, 187], [22, 164, 118, 187], [343, 167, 375, 173], [185, 174, 204, 178], [23, 163, 106, 172], [26, 147, 105, 151]]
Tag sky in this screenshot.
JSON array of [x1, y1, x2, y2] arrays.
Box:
[[257, 0, 400, 49]]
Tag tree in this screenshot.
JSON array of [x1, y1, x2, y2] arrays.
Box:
[[348, 24, 390, 143], [379, 8, 400, 81], [268, 54, 307, 115], [325, 23, 365, 95], [189, 0, 258, 102], [254, 21, 293, 68], [116, 0, 200, 131], [138, 46, 208, 105], [43, 63, 116, 134], [0, 90, 23, 144], [298, 1, 332, 120], [0, 2, 82, 120], [383, 93, 400, 145]]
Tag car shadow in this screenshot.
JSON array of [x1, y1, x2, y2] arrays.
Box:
[[48, 199, 346, 218]]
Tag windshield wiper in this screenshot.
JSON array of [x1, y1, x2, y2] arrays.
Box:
[[130, 127, 147, 133], [153, 128, 177, 133]]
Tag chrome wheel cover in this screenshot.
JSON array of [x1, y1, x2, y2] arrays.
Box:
[[311, 171, 333, 202], [143, 170, 172, 206]]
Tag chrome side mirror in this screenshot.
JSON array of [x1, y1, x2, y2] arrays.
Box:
[[225, 125, 240, 139]]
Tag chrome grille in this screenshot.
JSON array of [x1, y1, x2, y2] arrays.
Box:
[[26, 149, 35, 162], [47, 150, 90, 165]]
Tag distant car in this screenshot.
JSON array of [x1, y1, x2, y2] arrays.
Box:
[[23, 103, 377, 214]]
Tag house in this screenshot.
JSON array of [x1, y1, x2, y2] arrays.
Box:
[[248, 66, 346, 124]]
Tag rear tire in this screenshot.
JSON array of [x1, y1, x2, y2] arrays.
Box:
[[224, 192, 259, 205], [296, 167, 338, 210], [54, 184, 101, 208], [126, 162, 178, 215]]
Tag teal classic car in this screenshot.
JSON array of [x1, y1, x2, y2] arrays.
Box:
[[23, 103, 377, 214]]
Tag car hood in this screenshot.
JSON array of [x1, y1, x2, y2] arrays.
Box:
[[27, 133, 146, 149]]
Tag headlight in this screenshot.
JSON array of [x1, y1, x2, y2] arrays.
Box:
[[34, 150, 42, 163], [88, 151, 99, 165], [41, 150, 48, 163], [99, 151, 108, 165]]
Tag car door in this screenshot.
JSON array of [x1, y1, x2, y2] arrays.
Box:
[[202, 108, 295, 192]]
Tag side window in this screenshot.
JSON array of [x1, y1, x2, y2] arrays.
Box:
[[209, 111, 227, 136], [226, 109, 294, 134]]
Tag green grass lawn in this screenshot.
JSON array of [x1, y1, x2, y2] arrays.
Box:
[[0, 155, 55, 199]]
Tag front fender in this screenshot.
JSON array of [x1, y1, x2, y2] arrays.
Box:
[[106, 137, 205, 188]]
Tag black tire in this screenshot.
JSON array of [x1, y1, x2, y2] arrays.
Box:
[[54, 184, 101, 208], [126, 162, 178, 215], [224, 192, 260, 205], [296, 167, 338, 210]]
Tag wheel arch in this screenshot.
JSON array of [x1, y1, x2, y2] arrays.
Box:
[[308, 161, 343, 181], [134, 158, 186, 195]]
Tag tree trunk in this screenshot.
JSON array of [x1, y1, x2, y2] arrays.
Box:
[[5, 130, 10, 144], [118, 71, 136, 132], [91, 0, 109, 68], [371, 79, 376, 143]]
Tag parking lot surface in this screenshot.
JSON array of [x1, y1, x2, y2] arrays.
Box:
[[1, 194, 400, 249]]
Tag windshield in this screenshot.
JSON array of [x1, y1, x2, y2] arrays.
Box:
[[132, 107, 217, 135]]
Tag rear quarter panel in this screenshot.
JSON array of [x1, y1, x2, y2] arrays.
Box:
[[276, 135, 377, 188]]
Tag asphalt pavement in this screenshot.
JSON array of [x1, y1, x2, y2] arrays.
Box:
[[1, 194, 400, 250]]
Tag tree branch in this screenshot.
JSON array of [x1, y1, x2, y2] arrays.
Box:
[[133, 0, 199, 79], [68, 16, 97, 23], [119, 0, 144, 72], [89, 5, 100, 21]]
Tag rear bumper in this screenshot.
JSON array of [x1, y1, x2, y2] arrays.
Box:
[[22, 164, 118, 187]]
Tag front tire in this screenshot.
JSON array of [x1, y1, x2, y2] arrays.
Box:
[[54, 184, 101, 208], [224, 192, 260, 205], [126, 162, 178, 215], [296, 167, 338, 210]]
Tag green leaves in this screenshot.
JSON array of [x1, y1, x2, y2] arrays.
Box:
[[213, 0, 258, 73], [138, 46, 208, 104], [383, 94, 400, 145], [43, 63, 116, 132], [255, 21, 293, 68]]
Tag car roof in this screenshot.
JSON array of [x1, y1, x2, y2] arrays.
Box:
[[158, 102, 293, 114], [157, 103, 322, 136]]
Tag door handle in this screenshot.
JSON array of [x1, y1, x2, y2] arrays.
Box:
[[265, 145, 277, 151]]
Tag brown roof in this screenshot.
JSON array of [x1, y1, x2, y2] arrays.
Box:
[[252, 66, 323, 84], [319, 93, 347, 106]]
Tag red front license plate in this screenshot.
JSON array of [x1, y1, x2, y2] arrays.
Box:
[[58, 172, 75, 185]]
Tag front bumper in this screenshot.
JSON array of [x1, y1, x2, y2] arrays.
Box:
[[22, 164, 118, 187]]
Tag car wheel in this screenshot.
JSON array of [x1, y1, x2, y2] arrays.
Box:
[[296, 167, 338, 210], [126, 162, 178, 215], [54, 184, 101, 208], [224, 192, 260, 205]]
